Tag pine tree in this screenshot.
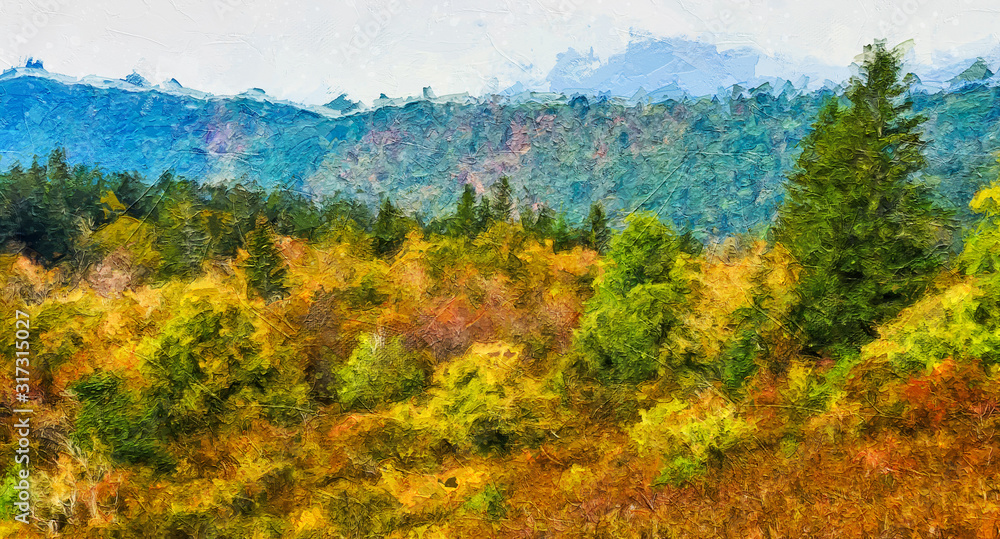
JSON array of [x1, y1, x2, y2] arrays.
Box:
[[519, 204, 536, 233], [372, 197, 408, 257], [492, 176, 514, 223], [46, 147, 70, 183], [245, 215, 289, 302], [451, 183, 478, 238], [586, 202, 611, 254], [159, 198, 213, 279], [533, 205, 556, 239], [551, 212, 575, 252], [475, 195, 493, 233], [774, 41, 952, 354], [111, 171, 149, 217]]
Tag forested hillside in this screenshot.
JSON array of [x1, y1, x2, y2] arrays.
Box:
[[3, 60, 1000, 235], [1, 43, 1000, 538]]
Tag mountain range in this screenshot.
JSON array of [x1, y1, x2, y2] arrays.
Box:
[[2, 54, 1000, 239]]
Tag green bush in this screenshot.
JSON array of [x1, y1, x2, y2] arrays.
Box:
[[141, 298, 277, 436], [653, 456, 707, 487], [71, 372, 175, 473], [463, 484, 508, 520], [575, 212, 693, 384], [857, 179, 1000, 375], [392, 343, 557, 455], [0, 472, 19, 521], [336, 332, 425, 411], [630, 396, 753, 487]]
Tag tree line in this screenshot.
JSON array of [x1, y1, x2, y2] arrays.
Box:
[[0, 153, 615, 297], [0, 41, 959, 363]]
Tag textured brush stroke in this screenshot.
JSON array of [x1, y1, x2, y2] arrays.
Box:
[[1, 3, 1000, 536]]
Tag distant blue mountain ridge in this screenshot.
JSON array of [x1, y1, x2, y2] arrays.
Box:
[[1, 53, 999, 240]]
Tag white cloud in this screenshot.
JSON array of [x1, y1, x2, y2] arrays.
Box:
[[0, 0, 997, 104]]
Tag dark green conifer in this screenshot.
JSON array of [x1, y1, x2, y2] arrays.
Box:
[[245, 215, 289, 302], [475, 195, 493, 233], [452, 183, 478, 238], [586, 202, 611, 254], [492, 176, 513, 223], [774, 41, 953, 354], [372, 197, 408, 257]]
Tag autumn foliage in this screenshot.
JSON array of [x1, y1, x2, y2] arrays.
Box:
[[0, 175, 998, 537], [2, 42, 1000, 536]]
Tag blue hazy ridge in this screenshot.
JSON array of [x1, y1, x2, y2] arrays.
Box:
[[1, 66, 998, 239]]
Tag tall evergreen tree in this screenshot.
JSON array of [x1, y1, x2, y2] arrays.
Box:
[[451, 183, 478, 238], [372, 197, 408, 257], [533, 205, 556, 239], [158, 197, 213, 279], [492, 176, 514, 223], [0, 163, 43, 257], [244, 215, 289, 302], [475, 195, 493, 233], [519, 204, 536, 233], [33, 157, 69, 259], [110, 171, 151, 217], [585, 202, 611, 254], [551, 212, 575, 252], [774, 41, 952, 354]]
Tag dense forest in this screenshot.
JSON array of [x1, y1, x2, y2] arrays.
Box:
[[5, 52, 1000, 238], [2, 42, 1000, 537]]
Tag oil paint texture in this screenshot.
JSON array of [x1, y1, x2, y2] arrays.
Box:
[[1, 1, 1000, 536]]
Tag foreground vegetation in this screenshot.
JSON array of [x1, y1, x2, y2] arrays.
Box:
[[1, 42, 999, 538]]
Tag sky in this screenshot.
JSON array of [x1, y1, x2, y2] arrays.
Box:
[[1, 0, 999, 105]]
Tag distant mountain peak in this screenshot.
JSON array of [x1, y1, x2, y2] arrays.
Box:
[[123, 71, 150, 87], [323, 94, 362, 114], [241, 88, 267, 98], [950, 58, 994, 84]]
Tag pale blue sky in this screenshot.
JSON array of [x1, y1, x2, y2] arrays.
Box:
[[0, 0, 997, 104]]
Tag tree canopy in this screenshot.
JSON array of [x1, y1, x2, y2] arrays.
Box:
[[774, 41, 953, 354]]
